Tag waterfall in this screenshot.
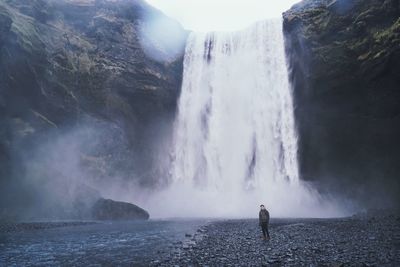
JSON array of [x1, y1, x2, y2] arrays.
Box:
[[148, 19, 344, 218], [172, 19, 299, 191]]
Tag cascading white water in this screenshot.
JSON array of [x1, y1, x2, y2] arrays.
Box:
[[147, 19, 344, 218], [173, 19, 299, 190]]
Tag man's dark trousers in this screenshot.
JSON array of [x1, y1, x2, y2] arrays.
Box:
[[261, 222, 270, 238]]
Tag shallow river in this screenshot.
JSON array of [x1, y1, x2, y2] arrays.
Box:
[[0, 220, 207, 266]]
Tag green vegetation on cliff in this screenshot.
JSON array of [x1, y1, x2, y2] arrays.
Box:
[[283, 0, 400, 208], [0, 0, 187, 220]]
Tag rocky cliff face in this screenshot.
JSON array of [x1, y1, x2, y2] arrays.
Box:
[[0, 0, 187, 220], [283, 0, 400, 208]]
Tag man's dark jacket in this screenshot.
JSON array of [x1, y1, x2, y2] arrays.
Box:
[[259, 209, 270, 225]]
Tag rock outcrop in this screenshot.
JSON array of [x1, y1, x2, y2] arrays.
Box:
[[283, 0, 400, 207], [91, 198, 149, 220], [0, 0, 187, 220]]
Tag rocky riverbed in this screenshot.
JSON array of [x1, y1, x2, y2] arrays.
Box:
[[1, 213, 399, 266], [157, 212, 400, 266]]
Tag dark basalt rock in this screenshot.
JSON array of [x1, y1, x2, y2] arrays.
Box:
[[91, 198, 149, 220], [283, 0, 400, 208]]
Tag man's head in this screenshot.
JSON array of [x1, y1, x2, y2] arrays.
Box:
[[260, 204, 265, 210]]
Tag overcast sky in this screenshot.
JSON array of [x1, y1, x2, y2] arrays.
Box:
[[145, 0, 301, 31]]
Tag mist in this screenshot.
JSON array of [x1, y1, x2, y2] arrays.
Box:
[[0, 112, 352, 221], [0, 117, 140, 221], [0, 0, 388, 222], [0, 17, 353, 221], [107, 19, 354, 219]]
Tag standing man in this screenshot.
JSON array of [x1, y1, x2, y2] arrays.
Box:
[[259, 204, 270, 240]]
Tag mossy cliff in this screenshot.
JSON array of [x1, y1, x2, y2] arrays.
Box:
[[283, 0, 400, 207], [0, 0, 187, 220]]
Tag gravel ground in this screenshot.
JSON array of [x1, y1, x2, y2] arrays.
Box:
[[156, 212, 400, 266]]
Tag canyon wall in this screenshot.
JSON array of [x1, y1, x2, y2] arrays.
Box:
[[0, 0, 187, 220], [283, 0, 400, 208]]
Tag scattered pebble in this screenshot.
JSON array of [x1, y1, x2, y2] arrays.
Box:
[[158, 212, 400, 266]]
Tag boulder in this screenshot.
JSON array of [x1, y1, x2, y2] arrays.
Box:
[[91, 198, 149, 220]]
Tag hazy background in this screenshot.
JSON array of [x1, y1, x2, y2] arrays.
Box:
[[145, 0, 300, 31]]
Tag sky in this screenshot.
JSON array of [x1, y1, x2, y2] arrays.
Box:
[[145, 0, 301, 32]]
